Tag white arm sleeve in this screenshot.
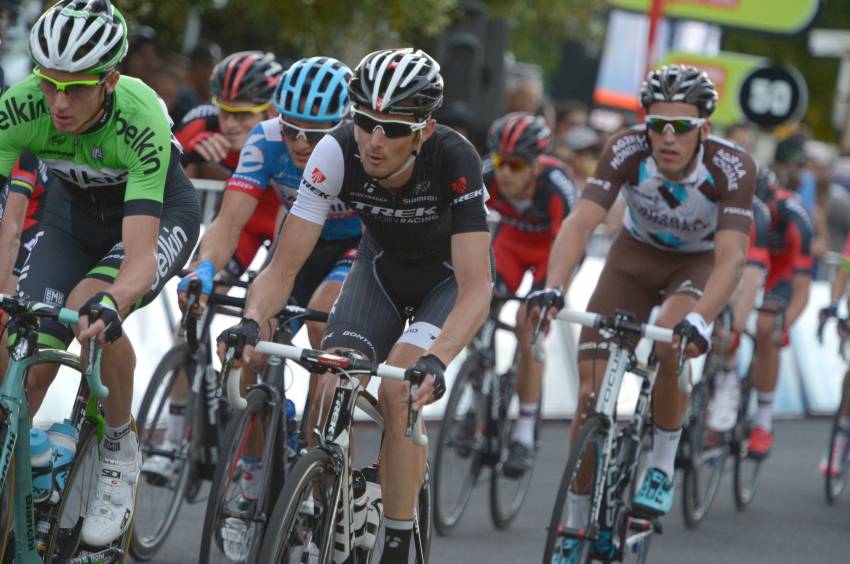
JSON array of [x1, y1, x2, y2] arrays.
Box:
[[290, 135, 346, 226]]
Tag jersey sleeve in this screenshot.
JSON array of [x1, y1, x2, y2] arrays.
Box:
[[0, 79, 40, 184], [711, 146, 757, 235], [226, 123, 272, 199], [289, 134, 344, 226], [122, 95, 173, 217], [785, 198, 814, 276], [444, 136, 488, 234], [581, 129, 646, 211], [746, 198, 770, 269], [175, 110, 216, 164], [7, 152, 39, 198]]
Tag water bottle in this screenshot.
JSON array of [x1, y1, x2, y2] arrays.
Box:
[[284, 399, 299, 454], [47, 419, 78, 499], [29, 429, 54, 504]]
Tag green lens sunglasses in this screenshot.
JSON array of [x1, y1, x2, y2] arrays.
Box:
[[33, 69, 110, 95]]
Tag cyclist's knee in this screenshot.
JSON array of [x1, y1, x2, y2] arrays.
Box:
[[378, 379, 408, 431], [306, 321, 325, 350]]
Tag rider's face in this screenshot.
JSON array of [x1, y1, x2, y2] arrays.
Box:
[[646, 102, 709, 180], [216, 101, 273, 152], [37, 68, 116, 134], [353, 107, 435, 184]]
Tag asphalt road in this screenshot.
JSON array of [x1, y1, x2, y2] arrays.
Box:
[[138, 418, 849, 564]]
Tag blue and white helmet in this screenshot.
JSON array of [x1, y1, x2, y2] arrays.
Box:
[[273, 57, 352, 123]]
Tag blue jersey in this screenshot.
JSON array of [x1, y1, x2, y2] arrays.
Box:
[[226, 118, 361, 241]]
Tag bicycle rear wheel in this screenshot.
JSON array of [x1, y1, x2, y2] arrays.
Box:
[[257, 448, 337, 563], [200, 386, 285, 564], [681, 377, 727, 527], [432, 356, 486, 536], [733, 374, 763, 510], [542, 415, 606, 564], [132, 342, 196, 560], [825, 374, 850, 504]]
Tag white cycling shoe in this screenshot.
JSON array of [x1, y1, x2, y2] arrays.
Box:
[[81, 452, 141, 547], [141, 440, 178, 480]]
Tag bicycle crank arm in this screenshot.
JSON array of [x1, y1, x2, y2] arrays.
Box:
[[67, 547, 123, 564]]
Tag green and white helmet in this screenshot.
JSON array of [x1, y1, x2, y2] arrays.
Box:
[[29, 0, 128, 74]]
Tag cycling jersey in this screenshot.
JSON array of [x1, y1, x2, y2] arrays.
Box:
[[584, 128, 756, 253], [292, 123, 488, 263], [484, 154, 578, 293], [763, 189, 814, 293], [0, 74, 180, 218], [228, 118, 361, 242], [174, 104, 241, 171], [0, 151, 49, 276], [746, 197, 770, 270]]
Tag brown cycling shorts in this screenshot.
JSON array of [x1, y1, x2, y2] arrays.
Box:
[[577, 233, 714, 362]]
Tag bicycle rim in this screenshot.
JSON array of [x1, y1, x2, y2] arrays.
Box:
[[681, 381, 727, 527], [257, 448, 337, 563], [825, 376, 850, 504], [132, 343, 195, 560], [432, 358, 485, 536], [200, 387, 280, 564], [542, 415, 605, 564], [0, 454, 13, 563], [733, 380, 762, 510]]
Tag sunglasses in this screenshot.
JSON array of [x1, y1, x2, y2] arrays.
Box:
[[491, 154, 531, 172], [645, 115, 707, 135], [279, 117, 342, 145], [351, 108, 426, 139], [33, 69, 109, 99], [212, 97, 271, 115]]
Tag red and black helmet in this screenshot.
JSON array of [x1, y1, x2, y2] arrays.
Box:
[[487, 112, 552, 161], [211, 51, 283, 105]]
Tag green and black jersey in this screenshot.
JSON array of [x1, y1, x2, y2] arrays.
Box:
[[0, 74, 180, 218]]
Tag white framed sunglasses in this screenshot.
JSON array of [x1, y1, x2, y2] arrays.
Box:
[[351, 108, 427, 138], [645, 115, 707, 135], [279, 117, 343, 144]]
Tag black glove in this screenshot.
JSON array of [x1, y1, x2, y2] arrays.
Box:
[[820, 302, 839, 322], [673, 312, 711, 355], [405, 354, 447, 401], [217, 318, 261, 359], [80, 292, 123, 343], [526, 287, 566, 314]]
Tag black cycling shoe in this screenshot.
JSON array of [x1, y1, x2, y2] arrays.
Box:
[[454, 411, 478, 458], [502, 441, 535, 479]]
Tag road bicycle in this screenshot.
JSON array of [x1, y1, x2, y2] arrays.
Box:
[[817, 311, 850, 504]]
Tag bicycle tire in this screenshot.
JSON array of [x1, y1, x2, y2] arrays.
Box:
[[199, 386, 285, 564], [681, 377, 727, 528], [825, 372, 850, 504], [490, 370, 535, 530], [131, 342, 197, 560], [415, 463, 432, 563], [733, 372, 763, 510], [432, 355, 486, 536], [257, 448, 338, 564], [542, 414, 605, 564], [0, 453, 13, 563]]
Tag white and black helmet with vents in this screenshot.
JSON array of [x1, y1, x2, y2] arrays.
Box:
[[640, 64, 718, 118], [29, 0, 128, 74], [349, 48, 443, 118]]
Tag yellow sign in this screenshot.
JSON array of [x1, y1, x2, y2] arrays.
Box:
[[609, 0, 819, 34]]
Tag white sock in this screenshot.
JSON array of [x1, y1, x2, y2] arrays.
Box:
[[755, 391, 775, 432], [717, 368, 739, 389], [165, 400, 188, 445], [566, 491, 590, 529], [646, 426, 682, 479], [103, 420, 138, 463], [511, 403, 538, 448]]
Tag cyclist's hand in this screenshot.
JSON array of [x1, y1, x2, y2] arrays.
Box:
[[216, 317, 261, 366], [526, 287, 566, 335], [193, 132, 231, 163], [79, 292, 123, 345], [407, 354, 447, 410], [177, 259, 216, 317], [817, 302, 838, 343], [673, 312, 711, 358]]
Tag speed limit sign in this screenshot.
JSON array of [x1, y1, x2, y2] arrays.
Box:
[[738, 65, 808, 127]]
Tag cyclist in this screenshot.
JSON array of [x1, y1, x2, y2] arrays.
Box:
[[483, 112, 577, 477], [744, 168, 813, 458], [529, 65, 756, 556], [0, 0, 200, 548], [218, 47, 492, 564]]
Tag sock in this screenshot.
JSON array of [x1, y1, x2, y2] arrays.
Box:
[[565, 491, 590, 529], [717, 368, 739, 390], [103, 420, 138, 463], [511, 403, 538, 448], [646, 426, 682, 480], [165, 400, 188, 445], [755, 391, 775, 432], [379, 517, 413, 564], [839, 416, 850, 433], [239, 455, 263, 500]]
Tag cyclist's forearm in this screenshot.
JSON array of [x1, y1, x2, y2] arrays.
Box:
[[196, 218, 242, 271], [693, 241, 746, 322], [545, 215, 595, 290], [831, 267, 850, 303], [242, 266, 295, 328], [109, 253, 158, 316], [429, 284, 491, 366], [730, 266, 764, 332], [785, 274, 811, 328], [0, 192, 27, 293]]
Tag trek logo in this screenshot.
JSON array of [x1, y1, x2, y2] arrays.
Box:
[[351, 201, 438, 222], [301, 178, 333, 200], [450, 176, 468, 195], [114, 109, 164, 175], [0, 93, 48, 130], [312, 167, 327, 184]]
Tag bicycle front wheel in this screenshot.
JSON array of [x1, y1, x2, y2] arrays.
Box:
[[132, 342, 196, 560], [257, 448, 337, 563], [825, 373, 850, 504], [432, 356, 486, 536], [0, 452, 13, 563], [542, 415, 606, 564], [733, 375, 763, 510]]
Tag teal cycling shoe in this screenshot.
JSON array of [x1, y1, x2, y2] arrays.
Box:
[[552, 539, 580, 564], [632, 467, 674, 517]]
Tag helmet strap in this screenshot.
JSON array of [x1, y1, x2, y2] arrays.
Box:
[[374, 129, 424, 184]]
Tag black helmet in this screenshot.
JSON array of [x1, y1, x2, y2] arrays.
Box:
[[211, 51, 283, 105], [640, 64, 718, 117], [487, 112, 551, 161], [349, 48, 443, 118]]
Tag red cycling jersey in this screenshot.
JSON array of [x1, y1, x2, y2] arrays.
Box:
[[763, 189, 814, 292]]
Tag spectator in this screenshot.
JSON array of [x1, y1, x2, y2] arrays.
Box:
[[726, 121, 756, 154], [563, 125, 601, 191], [505, 63, 544, 114], [122, 24, 160, 87], [554, 99, 589, 138], [773, 130, 817, 218], [187, 41, 222, 103]]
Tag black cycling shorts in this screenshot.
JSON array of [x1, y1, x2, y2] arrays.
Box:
[[321, 231, 459, 361], [17, 149, 200, 347]]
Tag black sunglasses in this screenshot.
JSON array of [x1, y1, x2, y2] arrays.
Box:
[[351, 109, 426, 139]]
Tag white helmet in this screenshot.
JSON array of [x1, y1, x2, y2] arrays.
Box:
[[29, 0, 128, 74]]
